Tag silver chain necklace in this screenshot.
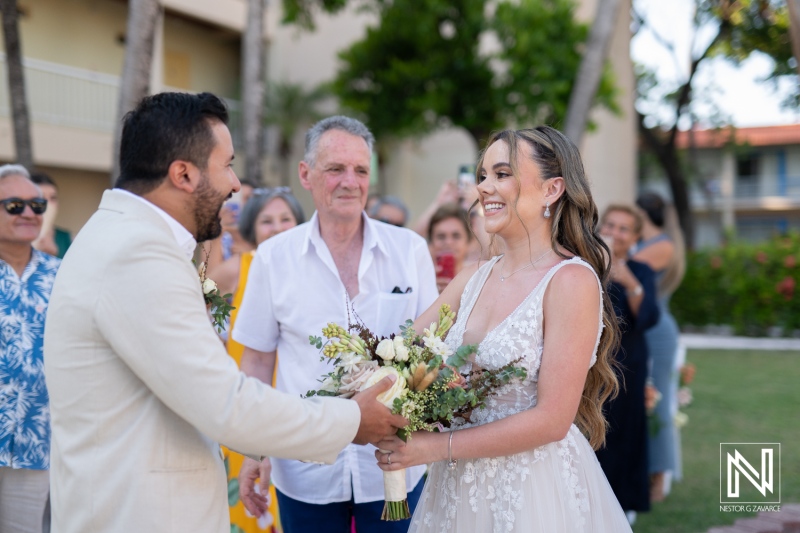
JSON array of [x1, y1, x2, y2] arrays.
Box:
[[499, 249, 552, 282]]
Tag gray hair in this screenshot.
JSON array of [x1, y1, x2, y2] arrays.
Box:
[[304, 116, 375, 167], [238, 187, 306, 246], [0, 164, 31, 180], [368, 195, 409, 224]]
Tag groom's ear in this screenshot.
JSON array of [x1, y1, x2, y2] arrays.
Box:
[[166, 159, 201, 194]]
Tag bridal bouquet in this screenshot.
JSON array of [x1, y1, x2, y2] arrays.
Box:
[[306, 304, 527, 520]]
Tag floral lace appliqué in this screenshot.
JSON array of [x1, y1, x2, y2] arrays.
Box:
[[409, 257, 602, 533]]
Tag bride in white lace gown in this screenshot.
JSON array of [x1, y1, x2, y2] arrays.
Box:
[[375, 127, 632, 532]]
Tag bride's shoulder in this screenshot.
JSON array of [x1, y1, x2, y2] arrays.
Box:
[[546, 258, 601, 300]]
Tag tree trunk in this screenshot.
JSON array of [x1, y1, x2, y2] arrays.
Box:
[[242, 0, 265, 185], [563, 0, 623, 145], [0, 0, 33, 169], [787, 0, 800, 79], [638, 112, 695, 249], [112, 0, 160, 185]]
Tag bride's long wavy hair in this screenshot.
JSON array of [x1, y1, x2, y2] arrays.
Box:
[[475, 126, 620, 450]]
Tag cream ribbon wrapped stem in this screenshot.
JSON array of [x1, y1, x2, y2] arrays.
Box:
[[360, 367, 411, 520], [379, 452, 410, 520]]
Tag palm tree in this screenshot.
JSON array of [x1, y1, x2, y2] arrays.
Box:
[[0, 0, 33, 169], [788, 0, 800, 79], [112, 0, 161, 184], [263, 81, 329, 186], [242, 0, 266, 184], [563, 0, 624, 145]]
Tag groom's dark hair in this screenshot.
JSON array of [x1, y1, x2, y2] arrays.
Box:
[[115, 92, 229, 194]]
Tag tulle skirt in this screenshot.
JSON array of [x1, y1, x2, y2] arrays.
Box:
[[409, 425, 632, 533]]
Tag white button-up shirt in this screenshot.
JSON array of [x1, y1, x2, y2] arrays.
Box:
[[233, 212, 437, 504]]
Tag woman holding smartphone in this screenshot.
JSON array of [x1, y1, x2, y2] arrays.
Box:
[[428, 203, 473, 292]]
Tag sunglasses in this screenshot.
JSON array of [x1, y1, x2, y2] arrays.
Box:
[[252, 186, 292, 195], [0, 197, 48, 215], [377, 218, 404, 227]]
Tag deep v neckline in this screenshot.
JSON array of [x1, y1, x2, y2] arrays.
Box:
[[460, 256, 576, 350]]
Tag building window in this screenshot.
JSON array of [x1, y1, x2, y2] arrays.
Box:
[[735, 152, 760, 197]]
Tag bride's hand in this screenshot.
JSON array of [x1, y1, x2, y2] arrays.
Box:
[[374, 432, 447, 471]]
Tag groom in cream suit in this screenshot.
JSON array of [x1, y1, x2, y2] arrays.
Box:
[[43, 92, 406, 533]]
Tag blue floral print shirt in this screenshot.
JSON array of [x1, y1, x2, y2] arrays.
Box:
[[0, 249, 60, 470]]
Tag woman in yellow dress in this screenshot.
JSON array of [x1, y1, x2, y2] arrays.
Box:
[[209, 187, 305, 533]]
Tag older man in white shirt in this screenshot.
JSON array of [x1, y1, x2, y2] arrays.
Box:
[[234, 116, 437, 533]]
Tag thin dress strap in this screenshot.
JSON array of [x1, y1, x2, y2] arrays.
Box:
[[537, 257, 604, 368]]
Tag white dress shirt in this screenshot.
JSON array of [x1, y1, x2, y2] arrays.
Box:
[[115, 188, 197, 259], [233, 212, 438, 504]]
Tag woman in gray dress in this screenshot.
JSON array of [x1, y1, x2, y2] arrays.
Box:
[[633, 192, 686, 502]]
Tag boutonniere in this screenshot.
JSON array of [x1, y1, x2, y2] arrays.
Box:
[[197, 250, 235, 333]]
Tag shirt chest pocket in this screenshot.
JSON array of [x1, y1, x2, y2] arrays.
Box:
[[375, 292, 416, 336]]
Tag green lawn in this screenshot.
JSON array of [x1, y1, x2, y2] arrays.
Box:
[[633, 349, 800, 533]]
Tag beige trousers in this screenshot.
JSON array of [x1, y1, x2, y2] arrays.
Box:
[[0, 467, 49, 533]]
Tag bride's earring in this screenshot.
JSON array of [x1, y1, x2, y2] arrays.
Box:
[[544, 201, 551, 219]]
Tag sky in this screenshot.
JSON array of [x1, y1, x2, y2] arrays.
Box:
[[630, 0, 800, 128]]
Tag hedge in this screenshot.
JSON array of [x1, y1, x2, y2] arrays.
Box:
[[671, 232, 800, 336]]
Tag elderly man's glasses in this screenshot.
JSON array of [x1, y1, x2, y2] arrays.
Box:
[[0, 197, 48, 215]]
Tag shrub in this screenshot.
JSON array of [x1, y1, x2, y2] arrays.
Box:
[[671, 232, 800, 336]]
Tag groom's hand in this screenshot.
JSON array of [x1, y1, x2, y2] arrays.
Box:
[[239, 456, 271, 517], [352, 376, 408, 445]]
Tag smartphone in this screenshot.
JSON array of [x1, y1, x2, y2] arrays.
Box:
[[436, 254, 456, 280], [457, 165, 474, 195]]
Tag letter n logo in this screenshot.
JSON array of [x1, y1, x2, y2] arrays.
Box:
[[720, 443, 781, 504]]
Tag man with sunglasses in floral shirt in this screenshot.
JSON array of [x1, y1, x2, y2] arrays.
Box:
[[0, 164, 60, 533]]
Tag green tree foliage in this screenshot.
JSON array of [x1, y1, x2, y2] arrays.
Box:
[[282, 0, 350, 29], [331, 0, 498, 145], [636, 0, 796, 248], [329, 0, 617, 147], [703, 0, 796, 104]]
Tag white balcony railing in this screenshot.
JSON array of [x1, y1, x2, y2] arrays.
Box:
[[0, 55, 119, 132], [0, 55, 244, 145]]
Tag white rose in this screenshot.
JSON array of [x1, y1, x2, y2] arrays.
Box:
[[392, 336, 409, 362], [359, 366, 407, 408], [202, 278, 217, 295], [375, 338, 396, 361]]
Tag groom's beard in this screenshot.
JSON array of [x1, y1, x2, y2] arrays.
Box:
[[193, 174, 228, 243]]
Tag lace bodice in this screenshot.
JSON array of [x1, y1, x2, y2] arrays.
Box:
[[409, 256, 631, 533], [445, 255, 603, 428]]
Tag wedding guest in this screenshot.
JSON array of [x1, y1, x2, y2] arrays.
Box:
[[596, 204, 660, 522], [427, 203, 472, 292], [413, 181, 493, 263], [633, 192, 686, 502], [371, 127, 633, 531], [208, 187, 305, 298], [234, 116, 438, 533], [43, 93, 407, 533], [368, 195, 408, 227], [211, 187, 305, 533], [31, 172, 72, 258], [204, 178, 258, 272], [0, 164, 61, 533]]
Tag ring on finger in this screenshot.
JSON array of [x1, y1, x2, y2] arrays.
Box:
[[387, 452, 392, 465]]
